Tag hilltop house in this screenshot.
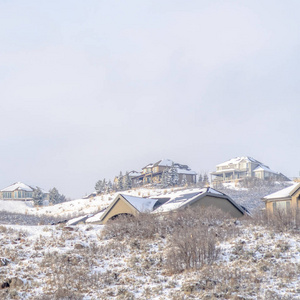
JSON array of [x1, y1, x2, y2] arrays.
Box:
[[130, 159, 197, 186], [262, 182, 300, 213], [0, 182, 49, 201], [87, 187, 247, 224], [211, 157, 289, 184]]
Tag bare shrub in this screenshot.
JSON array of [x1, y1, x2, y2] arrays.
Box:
[[165, 225, 220, 273], [250, 208, 300, 232], [102, 213, 158, 240], [40, 251, 101, 297], [102, 206, 238, 243]]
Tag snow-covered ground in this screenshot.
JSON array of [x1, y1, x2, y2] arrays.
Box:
[[0, 183, 299, 299], [0, 221, 299, 299]]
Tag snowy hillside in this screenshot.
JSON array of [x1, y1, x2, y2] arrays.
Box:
[[0, 213, 299, 299], [0, 183, 294, 224]]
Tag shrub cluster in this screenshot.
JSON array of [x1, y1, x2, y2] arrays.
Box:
[[102, 207, 240, 274], [250, 208, 300, 232]]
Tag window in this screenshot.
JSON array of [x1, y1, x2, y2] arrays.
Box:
[[3, 192, 12, 199], [273, 201, 291, 212]]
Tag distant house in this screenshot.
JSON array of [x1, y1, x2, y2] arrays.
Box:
[[262, 182, 300, 213], [0, 182, 49, 201], [113, 170, 142, 189], [211, 156, 289, 184], [131, 159, 197, 186], [88, 187, 246, 224]]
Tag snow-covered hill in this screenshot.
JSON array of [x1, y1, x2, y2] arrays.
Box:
[[0, 183, 294, 223]]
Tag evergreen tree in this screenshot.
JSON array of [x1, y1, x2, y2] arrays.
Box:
[[95, 180, 103, 194], [123, 172, 132, 190], [203, 173, 209, 186], [59, 194, 66, 203], [169, 163, 179, 186], [33, 187, 44, 206], [181, 174, 187, 186], [102, 178, 107, 192], [107, 180, 113, 192], [161, 169, 169, 187], [49, 187, 60, 205], [117, 171, 123, 191], [198, 174, 204, 187]]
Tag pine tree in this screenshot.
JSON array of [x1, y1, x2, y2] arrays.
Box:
[[198, 174, 204, 187], [102, 178, 107, 192], [203, 173, 209, 186], [33, 187, 44, 206], [107, 180, 113, 193], [95, 180, 103, 194], [59, 194, 66, 203], [161, 169, 169, 187], [49, 187, 60, 205], [123, 172, 132, 190], [181, 174, 187, 186], [117, 171, 123, 191], [169, 163, 179, 186]]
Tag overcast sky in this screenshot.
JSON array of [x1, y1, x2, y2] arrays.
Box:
[[0, 0, 299, 198]]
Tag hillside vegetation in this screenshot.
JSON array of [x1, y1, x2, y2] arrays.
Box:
[[0, 207, 299, 299]]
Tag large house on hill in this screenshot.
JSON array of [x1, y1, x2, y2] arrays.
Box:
[[0, 182, 49, 201], [129, 159, 197, 186], [211, 157, 289, 184]]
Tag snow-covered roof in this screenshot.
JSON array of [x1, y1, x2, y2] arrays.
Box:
[[153, 187, 243, 214], [177, 169, 197, 175], [122, 194, 158, 212], [216, 157, 263, 167], [1, 182, 34, 192], [129, 171, 142, 177], [155, 159, 174, 167], [253, 165, 278, 174], [262, 183, 300, 200], [0, 182, 49, 194], [66, 214, 93, 226], [86, 211, 106, 223]]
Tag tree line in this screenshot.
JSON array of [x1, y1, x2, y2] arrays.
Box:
[[32, 187, 66, 206]]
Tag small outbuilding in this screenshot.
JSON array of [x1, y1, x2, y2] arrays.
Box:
[[262, 182, 300, 213], [94, 194, 158, 224]]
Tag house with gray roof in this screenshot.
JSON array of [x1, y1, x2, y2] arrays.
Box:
[[131, 159, 197, 186]]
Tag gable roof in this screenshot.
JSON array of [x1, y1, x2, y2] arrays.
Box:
[[216, 156, 264, 167], [121, 194, 158, 212], [253, 165, 278, 174], [98, 193, 158, 223], [262, 183, 300, 201], [1, 182, 35, 192], [152, 187, 246, 214], [153, 159, 174, 167]]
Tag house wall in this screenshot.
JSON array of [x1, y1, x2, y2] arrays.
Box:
[[265, 187, 300, 213], [190, 195, 244, 218], [0, 190, 34, 200], [101, 197, 138, 224]]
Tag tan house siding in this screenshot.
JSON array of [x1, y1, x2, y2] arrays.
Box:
[[101, 196, 138, 224], [190, 195, 244, 218], [263, 185, 300, 213]]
